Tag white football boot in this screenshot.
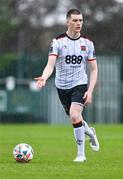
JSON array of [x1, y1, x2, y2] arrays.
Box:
[[73, 155, 86, 162], [89, 127, 100, 151]]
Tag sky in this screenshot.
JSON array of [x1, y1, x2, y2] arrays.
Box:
[[116, 0, 123, 2]]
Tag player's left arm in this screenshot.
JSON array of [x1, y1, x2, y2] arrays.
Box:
[[88, 60, 98, 94], [83, 60, 98, 105]]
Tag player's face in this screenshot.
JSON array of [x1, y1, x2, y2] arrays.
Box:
[[67, 14, 83, 33]]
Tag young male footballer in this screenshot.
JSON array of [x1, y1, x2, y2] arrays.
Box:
[[34, 9, 99, 162]]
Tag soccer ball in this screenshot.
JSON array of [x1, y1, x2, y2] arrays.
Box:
[[13, 143, 34, 163]]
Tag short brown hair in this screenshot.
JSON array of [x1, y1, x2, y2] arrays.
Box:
[[67, 9, 81, 18]]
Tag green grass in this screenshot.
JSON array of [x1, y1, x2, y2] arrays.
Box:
[[0, 123, 123, 179]]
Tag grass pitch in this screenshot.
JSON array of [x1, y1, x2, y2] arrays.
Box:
[[0, 123, 123, 179]]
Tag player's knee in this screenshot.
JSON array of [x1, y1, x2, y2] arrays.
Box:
[[70, 112, 80, 124]]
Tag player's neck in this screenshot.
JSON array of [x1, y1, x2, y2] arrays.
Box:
[[66, 30, 81, 39]]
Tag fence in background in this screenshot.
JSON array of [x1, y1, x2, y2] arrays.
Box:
[[0, 55, 122, 124]]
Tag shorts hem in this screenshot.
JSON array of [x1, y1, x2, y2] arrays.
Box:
[[71, 102, 84, 107]]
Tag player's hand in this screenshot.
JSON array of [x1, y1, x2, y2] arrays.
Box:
[[83, 91, 92, 106], [34, 76, 46, 88]]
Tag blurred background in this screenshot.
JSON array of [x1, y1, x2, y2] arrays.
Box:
[[0, 0, 123, 124]]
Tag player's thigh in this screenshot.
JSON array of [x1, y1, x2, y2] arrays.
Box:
[[70, 102, 83, 116], [69, 103, 83, 123], [70, 84, 87, 120]]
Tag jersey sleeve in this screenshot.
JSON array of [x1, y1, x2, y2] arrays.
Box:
[[88, 42, 96, 62], [48, 39, 59, 57]]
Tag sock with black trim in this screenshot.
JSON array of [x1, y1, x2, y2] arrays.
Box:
[[73, 121, 85, 157]]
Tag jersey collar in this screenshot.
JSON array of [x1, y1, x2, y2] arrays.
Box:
[[65, 33, 81, 41]]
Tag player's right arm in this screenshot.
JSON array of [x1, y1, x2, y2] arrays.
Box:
[[34, 55, 57, 88]]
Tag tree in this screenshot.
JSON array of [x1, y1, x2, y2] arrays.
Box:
[[15, 0, 123, 54]]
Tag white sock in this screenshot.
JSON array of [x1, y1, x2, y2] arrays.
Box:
[[83, 120, 94, 138], [73, 125, 85, 157]]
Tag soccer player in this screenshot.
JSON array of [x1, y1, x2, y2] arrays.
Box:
[[34, 9, 99, 162]]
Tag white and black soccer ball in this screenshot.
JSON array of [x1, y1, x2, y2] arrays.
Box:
[[13, 143, 34, 163]]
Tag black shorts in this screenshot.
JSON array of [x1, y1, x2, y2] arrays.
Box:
[[57, 84, 88, 115]]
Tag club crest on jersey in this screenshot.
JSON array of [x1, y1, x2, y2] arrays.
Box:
[[81, 46, 86, 51]]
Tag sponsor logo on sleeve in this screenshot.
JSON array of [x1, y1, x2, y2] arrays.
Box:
[[49, 46, 53, 53], [93, 50, 96, 58], [49, 40, 54, 53]]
